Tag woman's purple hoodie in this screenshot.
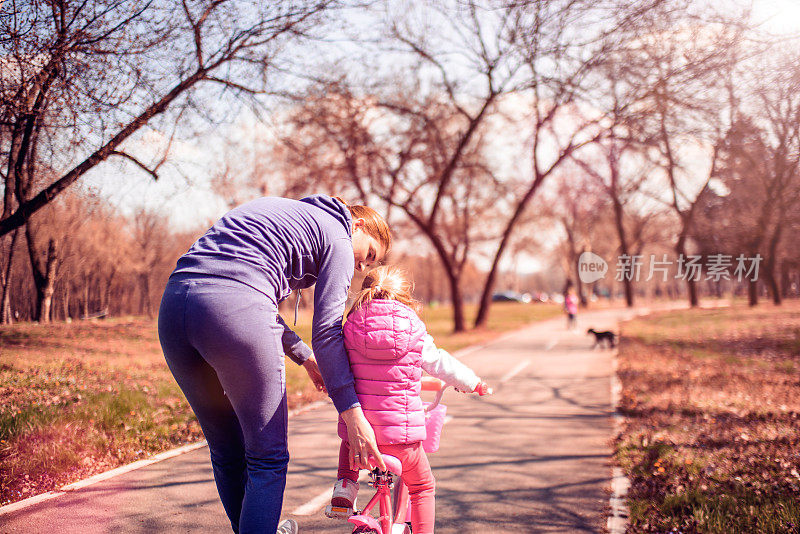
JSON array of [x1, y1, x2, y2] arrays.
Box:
[[171, 195, 359, 413]]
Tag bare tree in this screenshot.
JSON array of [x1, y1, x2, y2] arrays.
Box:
[[471, 0, 679, 326], [694, 49, 800, 306], [278, 80, 515, 331], [269, 0, 525, 331], [570, 134, 661, 306], [0, 0, 340, 239], [266, 0, 676, 329], [693, 119, 768, 304], [131, 208, 171, 317], [749, 52, 800, 305], [543, 172, 611, 305], [603, 6, 748, 307], [0, 185, 199, 321]]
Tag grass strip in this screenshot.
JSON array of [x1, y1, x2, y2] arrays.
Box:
[[616, 302, 800, 533]]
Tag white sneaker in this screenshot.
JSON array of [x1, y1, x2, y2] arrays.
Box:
[[324, 478, 359, 519], [276, 518, 298, 534]]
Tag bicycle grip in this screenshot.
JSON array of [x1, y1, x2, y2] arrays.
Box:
[[474, 381, 492, 396]]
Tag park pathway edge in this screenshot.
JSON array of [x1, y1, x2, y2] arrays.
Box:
[[0, 400, 328, 517]]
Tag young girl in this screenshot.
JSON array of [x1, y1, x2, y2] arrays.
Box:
[[326, 266, 489, 534]]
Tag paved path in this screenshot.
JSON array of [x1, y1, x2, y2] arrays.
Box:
[[1, 306, 645, 533]]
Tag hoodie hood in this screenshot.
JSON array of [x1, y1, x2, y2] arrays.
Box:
[[300, 195, 352, 238]]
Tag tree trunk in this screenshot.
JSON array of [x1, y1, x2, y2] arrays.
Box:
[[139, 272, 152, 317], [474, 262, 498, 329], [104, 274, 115, 316], [748, 279, 758, 306], [474, 210, 523, 328], [781, 263, 791, 299], [764, 220, 784, 305], [573, 256, 587, 306], [1, 230, 20, 324], [37, 239, 58, 323], [83, 278, 90, 318], [475, 167, 554, 328], [63, 282, 71, 321], [25, 223, 59, 322], [676, 237, 699, 308], [764, 262, 782, 305], [609, 149, 634, 308], [687, 277, 698, 308], [622, 275, 634, 307], [563, 223, 587, 307], [445, 270, 465, 332]]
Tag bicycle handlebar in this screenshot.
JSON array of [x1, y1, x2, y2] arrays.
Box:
[[425, 384, 449, 412], [421, 377, 492, 413], [420, 377, 445, 391]]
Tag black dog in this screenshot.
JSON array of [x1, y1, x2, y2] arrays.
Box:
[[587, 328, 616, 349]]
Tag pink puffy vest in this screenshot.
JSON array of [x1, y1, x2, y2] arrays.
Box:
[[337, 299, 427, 445]]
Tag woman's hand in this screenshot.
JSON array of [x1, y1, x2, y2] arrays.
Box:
[[301, 356, 326, 393], [340, 406, 386, 471]]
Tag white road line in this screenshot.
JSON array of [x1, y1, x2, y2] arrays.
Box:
[[0, 440, 209, 516], [452, 323, 536, 359], [452, 344, 484, 359], [608, 344, 630, 533], [499, 360, 530, 384], [545, 340, 558, 351], [62, 441, 209, 492], [290, 461, 381, 516], [291, 487, 334, 516], [608, 467, 631, 533]]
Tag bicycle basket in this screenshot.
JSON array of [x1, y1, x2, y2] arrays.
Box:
[[422, 402, 447, 453]]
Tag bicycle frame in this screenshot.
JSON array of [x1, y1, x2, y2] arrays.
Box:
[[347, 380, 447, 534], [347, 463, 408, 534]]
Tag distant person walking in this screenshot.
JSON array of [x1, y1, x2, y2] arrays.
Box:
[[564, 282, 578, 330], [157, 195, 390, 534]]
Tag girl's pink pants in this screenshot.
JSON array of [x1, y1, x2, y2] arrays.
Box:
[[338, 440, 436, 534]]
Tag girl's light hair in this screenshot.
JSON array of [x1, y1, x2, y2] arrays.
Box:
[[333, 197, 392, 254], [347, 265, 421, 317]]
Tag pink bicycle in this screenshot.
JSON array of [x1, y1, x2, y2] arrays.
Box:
[[337, 378, 490, 534]]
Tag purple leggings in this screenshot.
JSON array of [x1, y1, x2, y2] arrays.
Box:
[[158, 274, 288, 533]]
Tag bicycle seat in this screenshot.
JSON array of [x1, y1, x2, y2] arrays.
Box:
[[368, 454, 402, 475]]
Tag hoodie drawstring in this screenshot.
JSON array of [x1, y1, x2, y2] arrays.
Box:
[[294, 289, 301, 326]]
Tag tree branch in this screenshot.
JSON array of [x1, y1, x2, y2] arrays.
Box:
[[109, 150, 160, 180]]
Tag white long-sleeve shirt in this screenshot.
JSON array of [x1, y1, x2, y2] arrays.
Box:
[[420, 334, 481, 392]]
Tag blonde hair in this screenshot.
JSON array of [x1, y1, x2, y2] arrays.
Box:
[[333, 197, 392, 254], [347, 265, 421, 317]]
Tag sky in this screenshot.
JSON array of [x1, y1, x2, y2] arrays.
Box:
[[79, 0, 800, 238], [751, 0, 800, 34]]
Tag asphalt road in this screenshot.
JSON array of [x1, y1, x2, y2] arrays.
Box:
[[1, 306, 643, 534]]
